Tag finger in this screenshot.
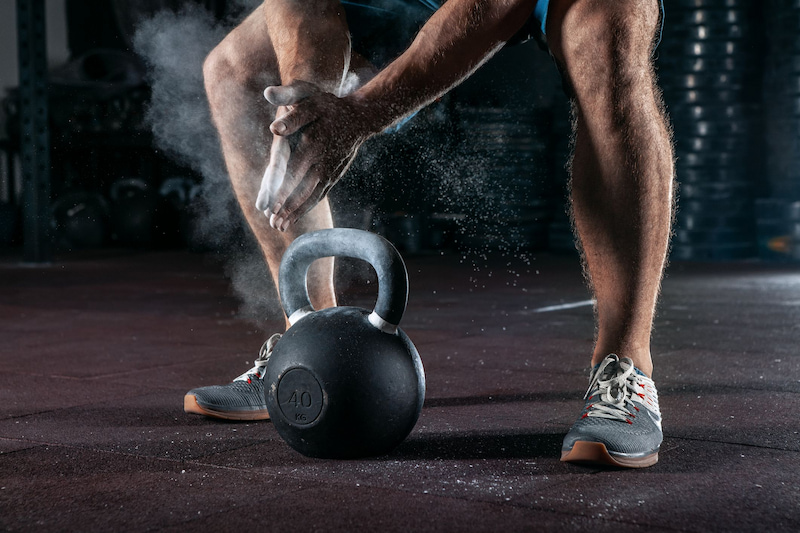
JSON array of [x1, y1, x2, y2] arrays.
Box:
[[267, 165, 304, 230], [278, 179, 328, 232], [263, 80, 317, 107], [255, 134, 291, 213], [269, 102, 318, 136], [282, 180, 330, 231], [271, 166, 321, 231]]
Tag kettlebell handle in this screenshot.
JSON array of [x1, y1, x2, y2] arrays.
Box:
[[279, 228, 409, 333]]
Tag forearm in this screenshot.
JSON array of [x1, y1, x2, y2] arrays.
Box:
[[264, 0, 350, 90], [349, 0, 534, 134]]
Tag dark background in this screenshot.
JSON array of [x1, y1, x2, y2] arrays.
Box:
[[0, 0, 796, 263]]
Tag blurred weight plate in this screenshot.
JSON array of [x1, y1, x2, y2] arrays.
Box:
[[767, 15, 800, 33], [670, 118, 750, 137], [675, 135, 751, 152], [680, 197, 754, 213], [675, 165, 753, 183], [663, 23, 747, 41], [764, 166, 800, 185], [667, 9, 747, 26], [764, 55, 800, 73], [767, 37, 800, 53], [670, 242, 755, 260], [680, 181, 751, 199], [786, 201, 800, 220], [674, 227, 755, 245], [678, 168, 749, 183], [677, 213, 755, 231], [658, 55, 748, 72], [764, 75, 800, 95], [678, 151, 750, 168], [768, 0, 800, 8], [672, 0, 751, 8], [659, 72, 748, 90], [765, 167, 800, 184], [755, 198, 788, 217], [763, 97, 800, 116], [766, 120, 800, 138], [764, 178, 800, 196], [663, 89, 744, 104], [668, 103, 756, 120], [762, 144, 800, 163], [675, 40, 755, 57]]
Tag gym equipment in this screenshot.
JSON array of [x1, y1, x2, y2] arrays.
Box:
[[110, 178, 156, 246], [152, 176, 196, 247], [764, 0, 800, 200], [454, 105, 552, 251], [658, 0, 761, 260], [0, 203, 19, 246], [265, 228, 425, 459], [52, 191, 109, 249]]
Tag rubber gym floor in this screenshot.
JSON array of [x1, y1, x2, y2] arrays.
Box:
[[1, 247, 798, 532]]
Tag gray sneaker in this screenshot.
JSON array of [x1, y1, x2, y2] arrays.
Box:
[[561, 354, 662, 468], [184, 334, 281, 421]]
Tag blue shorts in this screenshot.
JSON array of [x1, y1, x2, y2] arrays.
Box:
[[343, 0, 663, 61], [343, 0, 550, 66], [343, 0, 664, 129]]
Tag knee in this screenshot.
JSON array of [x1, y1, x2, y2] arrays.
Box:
[[203, 45, 228, 99], [549, 0, 660, 97], [203, 39, 277, 103], [203, 43, 241, 104]]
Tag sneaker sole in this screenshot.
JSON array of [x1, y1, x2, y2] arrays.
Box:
[[560, 441, 658, 468], [183, 394, 271, 421]]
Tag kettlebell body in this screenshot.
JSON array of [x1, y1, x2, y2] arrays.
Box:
[[265, 228, 425, 459]]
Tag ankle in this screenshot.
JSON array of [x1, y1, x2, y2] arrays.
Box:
[[592, 350, 653, 377]]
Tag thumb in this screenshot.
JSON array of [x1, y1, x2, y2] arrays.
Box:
[[269, 102, 316, 136], [263, 80, 317, 107]]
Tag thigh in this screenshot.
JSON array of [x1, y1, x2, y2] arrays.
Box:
[[542, 0, 664, 98], [545, 0, 664, 57], [213, 3, 279, 89]]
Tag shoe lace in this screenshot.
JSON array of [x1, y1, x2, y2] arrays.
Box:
[[233, 333, 282, 383], [582, 354, 655, 425]]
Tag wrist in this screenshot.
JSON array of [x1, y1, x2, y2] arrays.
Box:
[[347, 90, 405, 136]]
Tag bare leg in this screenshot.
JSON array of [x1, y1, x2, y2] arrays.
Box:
[[203, 3, 353, 322], [547, 0, 674, 377]]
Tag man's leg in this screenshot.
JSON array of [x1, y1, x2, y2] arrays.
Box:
[[203, 3, 347, 315], [546, 0, 674, 466], [185, 2, 350, 420], [548, 0, 672, 376]]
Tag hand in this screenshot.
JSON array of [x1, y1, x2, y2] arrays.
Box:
[[258, 80, 375, 231], [255, 106, 291, 218]]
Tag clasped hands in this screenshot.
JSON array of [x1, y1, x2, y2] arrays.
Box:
[[255, 80, 373, 231]]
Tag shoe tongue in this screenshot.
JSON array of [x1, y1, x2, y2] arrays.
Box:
[[233, 365, 260, 382], [600, 360, 623, 380]]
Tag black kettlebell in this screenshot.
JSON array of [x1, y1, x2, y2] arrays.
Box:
[[110, 178, 156, 246], [265, 228, 425, 459], [52, 191, 109, 249]]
